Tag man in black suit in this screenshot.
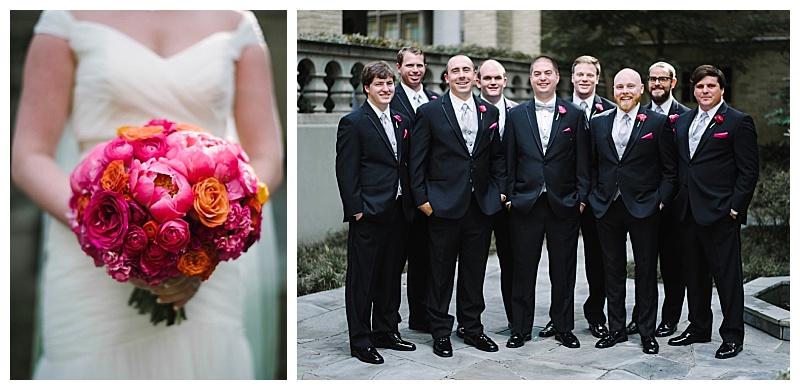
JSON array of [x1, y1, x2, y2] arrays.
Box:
[[335, 61, 417, 364], [409, 54, 506, 358], [627, 61, 691, 337], [667, 65, 759, 359], [390, 46, 441, 333], [504, 56, 590, 349], [540, 55, 616, 340], [476, 59, 518, 332], [588, 68, 677, 355]]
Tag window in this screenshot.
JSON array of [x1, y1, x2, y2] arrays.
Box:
[[366, 11, 431, 44]]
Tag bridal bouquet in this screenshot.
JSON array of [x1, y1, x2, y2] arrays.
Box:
[[68, 119, 269, 325]]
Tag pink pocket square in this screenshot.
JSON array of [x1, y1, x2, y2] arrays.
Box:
[[562, 127, 572, 132], [489, 122, 498, 130], [713, 132, 729, 138], [641, 132, 653, 139]]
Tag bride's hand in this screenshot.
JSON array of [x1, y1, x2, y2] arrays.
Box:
[[130, 275, 202, 308]]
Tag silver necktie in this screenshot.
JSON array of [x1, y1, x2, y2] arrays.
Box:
[[460, 103, 475, 155], [380, 113, 398, 160], [689, 111, 709, 158], [616, 114, 631, 158], [655, 106, 664, 114]]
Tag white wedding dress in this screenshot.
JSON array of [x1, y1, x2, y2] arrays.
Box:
[[31, 10, 281, 379]]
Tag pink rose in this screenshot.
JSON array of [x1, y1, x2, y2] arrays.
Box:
[[155, 219, 190, 252], [133, 133, 168, 161], [103, 138, 134, 165], [393, 114, 402, 122], [123, 225, 149, 256], [82, 190, 130, 252], [139, 244, 180, 286], [479, 105, 487, 113], [129, 159, 194, 223], [430, 95, 438, 100], [637, 113, 647, 122], [595, 103, 604, 111], [714, 114, 724, 124], [558, 105, 567, 115], [669, 114, 679, 123]]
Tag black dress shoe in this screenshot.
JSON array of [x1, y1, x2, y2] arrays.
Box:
[[433, 336, 453, 358], [506, 333, 531, 348], [555, 331, 580, 348], [715, 342, 743, 359], [464, 332, 499, 352], [351, 346, 384, 364], [539, 321, 555, 338], [642, 336, 659, 354], [455, 325, 465, 339], [625, 320, 638, 335], [588, 323, 609, 338], [373, 332, 416, 351], [668, 331, 711, 346], [655, 322, 677, 338], [595, 331, 628, 348]]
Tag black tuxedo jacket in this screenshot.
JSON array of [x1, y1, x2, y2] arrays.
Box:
[[644, 99, 690, 116], [505, 97, 591, 217], [671, 102, 759, 225], [336, 101, 414, 222], [391, 84, 441, 120], [588, 107, 677, 219], [567, 94, 616, 120], [409, 93, 506, 219]]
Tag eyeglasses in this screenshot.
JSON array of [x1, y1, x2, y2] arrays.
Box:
[[648, 76, 673, 84]]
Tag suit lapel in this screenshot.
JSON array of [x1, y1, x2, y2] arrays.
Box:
[[473, 95, 486, 151], [364, 103, 395, 157], [525, 101, 545, 155], [442, 94, 470, 154], [621, 108, 645, 160], [603, 108, 619, 160], [395, 86, 414, 118], [694, 102, 728, 158]]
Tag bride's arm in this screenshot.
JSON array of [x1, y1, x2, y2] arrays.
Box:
[[11, 33, 74, 226], [233, 42, 284, 192]]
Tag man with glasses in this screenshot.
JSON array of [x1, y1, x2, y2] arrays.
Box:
[[626, 61, 691, 337]]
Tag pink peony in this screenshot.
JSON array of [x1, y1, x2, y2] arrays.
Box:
[[146, 119, 178, 135], [70, 142, 108, 195], [129, 159, 194, 223], [82, 190, 130, 252], [154, 219, 190, 252]]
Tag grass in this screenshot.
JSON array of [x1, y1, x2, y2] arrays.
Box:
[[298, 224, 789, 296]]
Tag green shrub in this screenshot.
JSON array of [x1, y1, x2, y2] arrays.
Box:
[[297, 228, 348, 296]]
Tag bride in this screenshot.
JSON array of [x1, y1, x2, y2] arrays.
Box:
[[11, 10, 284, 379]]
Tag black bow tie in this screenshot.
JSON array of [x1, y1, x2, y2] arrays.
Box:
[[535, 102, 554, 112]]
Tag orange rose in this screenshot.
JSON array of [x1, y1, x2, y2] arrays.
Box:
[[175, 123, 210, 133], [192, 177, 230, 228], [201, 257, 221, 281], [142, 220, 159, 238], [177, 250, 212, 276], [256, 182, 269, 205], [117, 125, 164, 141], [100, 160, 128, 193]]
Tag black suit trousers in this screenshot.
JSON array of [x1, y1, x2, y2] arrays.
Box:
[[510, 193, 580, 335], [680, 211, 744, 344], [426, 193, 492, 339], [492, 207, 514, 326], [595, 198, 660, 336], [632, 208, 686, 325], [345, 197, 409, 350], [580, 206, 607, 325], [404, 211, 431, 328]]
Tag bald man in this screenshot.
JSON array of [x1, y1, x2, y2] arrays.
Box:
[[587, 68, 677, 354], [409, 54, 506, 358]]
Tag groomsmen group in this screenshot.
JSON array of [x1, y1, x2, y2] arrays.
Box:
[[335, 47, 758, 364]]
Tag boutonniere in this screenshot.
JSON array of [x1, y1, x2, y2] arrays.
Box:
[[489, 122, 498, 130], [710, 114, 724, 129], [393, 114, 401, 129], [556, 105, 566, 120], [430, 95, 438, 100], [636, 113, 647, 127], [507, 104, 512, 109], [479, 104, 487, 120], [595, 103, 604, 111], [669, 114, 679, 123]]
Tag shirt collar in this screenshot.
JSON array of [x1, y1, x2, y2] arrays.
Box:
[[450, 92, 475, 110], [401, 82, 425, 100], [699, 99, 724, 119], [534, 96, 556, 107], [654, 97, 673, 113], [367, 99, 391, 120], [616, 103, 641, 121], [572, 93, 594, 107]]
